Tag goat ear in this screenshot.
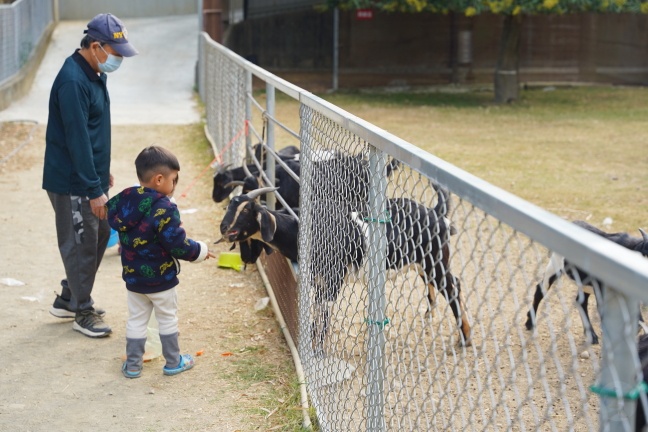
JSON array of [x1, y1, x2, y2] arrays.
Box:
[[262, 242, 275, 256], [257, 207, 277, 243]]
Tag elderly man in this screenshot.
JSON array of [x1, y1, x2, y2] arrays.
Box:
[[43, 13, 138, 338]]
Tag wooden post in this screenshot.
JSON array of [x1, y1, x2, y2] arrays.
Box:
[[578, 13, 598, 83], [203, 0, 223, 43], [494, 13, 522, 104]]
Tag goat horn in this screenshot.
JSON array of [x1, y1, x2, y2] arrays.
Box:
[[640, 228, 648, 242], [224, 181, 245, 188], [246, 187, 278, 201], [242, 158, 254, 177], [217, 163, 233, 173]]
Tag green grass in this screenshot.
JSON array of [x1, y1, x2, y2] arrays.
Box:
[[216, 320, 318, 431], [306, 85, 648, 232]]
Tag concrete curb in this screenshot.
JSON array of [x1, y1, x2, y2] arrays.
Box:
[[0, 21, 56, 112]]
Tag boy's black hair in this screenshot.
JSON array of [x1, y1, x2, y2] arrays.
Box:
[[135, 146, 181, 182]]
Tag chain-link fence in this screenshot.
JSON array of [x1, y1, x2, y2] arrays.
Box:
[[0, 0, 53, 85], [199, 32, 648, 431]]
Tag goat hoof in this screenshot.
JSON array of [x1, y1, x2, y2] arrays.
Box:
[[586, 331, 599, 345], [313, 348, 326, 359], [458, 334, 472, 347]]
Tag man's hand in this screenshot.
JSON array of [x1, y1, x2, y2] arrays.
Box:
[[109, 173, 114, 189], [90, 194, 108, 219]]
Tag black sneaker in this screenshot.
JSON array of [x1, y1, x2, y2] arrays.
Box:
[[50, 294, 106, 319], [72, 310, 112, 338]]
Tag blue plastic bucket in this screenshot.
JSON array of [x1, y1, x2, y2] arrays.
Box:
[[107, 228, 119, 247]]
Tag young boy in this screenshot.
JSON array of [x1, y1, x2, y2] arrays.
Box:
[[107, 146, 214, 378]]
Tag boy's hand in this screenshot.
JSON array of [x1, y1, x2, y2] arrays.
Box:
[[206, 251, 216, 259]]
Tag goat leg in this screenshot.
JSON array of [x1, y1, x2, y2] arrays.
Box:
[[525, 275, 559, 331], [525, 254, 564, 331], [437, 272, 471, 346], [311, 301, 330, 358], [577, 290, 599, 345]]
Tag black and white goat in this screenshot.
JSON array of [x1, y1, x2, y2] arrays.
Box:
[[212, 145, 300, 203], [308, 154, 400, 213], [219, 186, 471, 354], [225, 157, 301, 210], [253, 143, 300, 164], [637, 334, 648, 431], [218, 206, 300, 268], [219, 187, 299, 262], [525, 220, 648, 344]]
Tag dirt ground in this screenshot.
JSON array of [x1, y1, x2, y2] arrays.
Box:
[[0, 122, 298, 432]]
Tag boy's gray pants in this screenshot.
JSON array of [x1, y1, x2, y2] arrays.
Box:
[[48, 192, 110, 312]]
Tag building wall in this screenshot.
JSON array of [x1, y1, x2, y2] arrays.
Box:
[[225, 9, 333, 69], [224, 10, 648, 87], [58, 0, 197, 20]]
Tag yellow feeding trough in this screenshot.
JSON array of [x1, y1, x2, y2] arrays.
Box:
[[217, 252, 243, 272]]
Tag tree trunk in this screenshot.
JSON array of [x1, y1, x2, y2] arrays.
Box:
[[494, 13, 522, 104], [450, 12, 459, 84], [450, 13, 473, 85], [578, 13, 598, 83]]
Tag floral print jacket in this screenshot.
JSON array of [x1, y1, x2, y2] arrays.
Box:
[[107, 186, 208, 293]]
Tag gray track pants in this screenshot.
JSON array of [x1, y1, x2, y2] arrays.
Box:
[[47, 192, 110, 312]]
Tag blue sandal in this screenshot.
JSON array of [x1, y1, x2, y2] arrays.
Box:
[[163, 354, 195, 376], [122, 362, 142, 379]]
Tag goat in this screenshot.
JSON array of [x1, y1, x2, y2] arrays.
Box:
[[637, 333, 648, 431], [217, 207, 299, 267], [225, 152, 399, 212], [212, 145, 299, 203], [225, 157, 301, 209], [525, 220, 648, 344], [218, 186, 471, 355], [308, 154, 400, 213], [219, 187, 299, 262], [253, 143, 300, 163]]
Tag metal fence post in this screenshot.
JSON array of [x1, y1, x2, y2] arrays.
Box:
[[13, 3, 20, 74], [245, 70, 252, 156], [198, 34, 205, 101], [365, 146, 388, 432], [332, 7, 339, 91], [598, 287, 640, 431], [265, 82, 276, 210]]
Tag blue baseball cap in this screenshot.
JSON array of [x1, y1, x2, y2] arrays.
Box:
[[84, 13, 138, 57]]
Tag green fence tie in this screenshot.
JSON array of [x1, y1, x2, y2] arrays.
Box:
[[364, 318, 390, 329], [590, 381, 648, 400], [363, 210, 391, 224]]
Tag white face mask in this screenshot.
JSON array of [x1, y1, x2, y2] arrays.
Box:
[[94, 45, 123, 73]]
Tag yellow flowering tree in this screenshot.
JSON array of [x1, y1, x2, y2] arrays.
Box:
[[328, 0, 648, 103]]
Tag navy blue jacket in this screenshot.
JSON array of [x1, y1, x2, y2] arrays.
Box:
[[107, 187, 208, 293], [43, 50, 110, 199]]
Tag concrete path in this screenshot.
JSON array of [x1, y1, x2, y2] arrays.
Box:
[[0, 15, 200, 125]]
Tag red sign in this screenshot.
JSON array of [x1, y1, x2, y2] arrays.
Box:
[[355, 9, 374, 20]]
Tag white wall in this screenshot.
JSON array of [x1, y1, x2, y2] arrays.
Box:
[[58, 0, 197, 20]]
